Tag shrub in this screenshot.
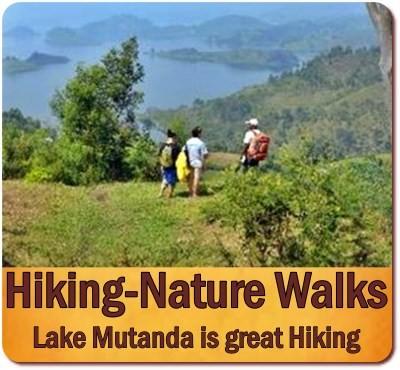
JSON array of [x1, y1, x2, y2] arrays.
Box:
[[3, 125, 54, 180], [25, 167, 54, 183], [124, 135, 160, 181], [203, 138, 391, 267], [52, 138, 96, 185]]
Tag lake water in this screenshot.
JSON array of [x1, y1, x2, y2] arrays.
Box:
[[3, 36, 282, 125]]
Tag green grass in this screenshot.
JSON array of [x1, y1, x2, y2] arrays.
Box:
[[206, 152, 240, 170], [3, 174, 240, 267], [3, 154, 391, 267]]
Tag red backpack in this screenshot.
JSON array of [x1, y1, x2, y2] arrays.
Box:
[[247, 131, 270, 161]]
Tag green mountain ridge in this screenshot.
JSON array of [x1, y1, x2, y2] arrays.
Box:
[[215, 15, 376, 52], [194, 14, 269, 38], [145, 46, 390, 157], [44, 13, 376, 52]]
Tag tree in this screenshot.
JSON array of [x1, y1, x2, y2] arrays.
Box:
[[3, 108, 41, 132], [101, 37, 144, 125], [50, 38, 145, 182]]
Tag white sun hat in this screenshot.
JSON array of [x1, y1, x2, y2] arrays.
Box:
[[245, 118, 259, 126]]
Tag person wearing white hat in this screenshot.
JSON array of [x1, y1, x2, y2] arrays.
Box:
[[241, 118, 261, 169]]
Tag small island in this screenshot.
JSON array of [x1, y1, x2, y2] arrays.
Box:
[[155, 48, 299, 71], [3, 52, 70, 75]]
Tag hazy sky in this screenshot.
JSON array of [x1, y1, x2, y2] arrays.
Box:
[[3, 2, 368, 31]]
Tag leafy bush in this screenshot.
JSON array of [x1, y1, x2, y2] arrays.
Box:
[[47, 136, 106, 186], [124, 135, 160, 181], [25, 167, 54, 183], [3, 123, 160, 185], [3, 124, 54, 179], [203, 138, 391, 267], [3, 126, 31, 179]]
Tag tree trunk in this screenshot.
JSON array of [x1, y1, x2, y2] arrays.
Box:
[[367, 3, 393, 85]]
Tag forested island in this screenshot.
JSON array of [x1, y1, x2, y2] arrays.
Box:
[[155, 48, 299, 71], [3, 52, 70, 74]]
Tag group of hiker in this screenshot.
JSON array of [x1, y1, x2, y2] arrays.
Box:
[[158, 118, 270, 198]]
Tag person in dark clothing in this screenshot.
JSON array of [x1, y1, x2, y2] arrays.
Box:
[[159, 130, 181, 198]]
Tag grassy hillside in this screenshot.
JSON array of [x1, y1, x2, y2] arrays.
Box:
[[146, 47, 390, 156], [2, 178, 238, 267], [3, 153, 391, 267], [2, 154, 240, 267]]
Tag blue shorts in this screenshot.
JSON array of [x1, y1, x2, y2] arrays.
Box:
[[162, 167, 177, 186]]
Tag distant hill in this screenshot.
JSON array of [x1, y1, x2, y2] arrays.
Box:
[[45, 14, 266, 46], [3, 52, 70, 74], [79, 14, 155, 43], [2, 2, 367, 31], [259, 3, 367, 24], [4, 26, 38, 38], [45, 27, 101, 46], [213, 15, 377, 52], [45, 14, 157, 46], [145, 47, 391, 157], [2, 108, 41, 132], [193, 15, 269, 38], [44, 13, 376, 52], [155, 48, 298, 70]]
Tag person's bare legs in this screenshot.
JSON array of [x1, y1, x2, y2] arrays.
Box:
[[188, 170, 194, 197], [192, 167, 201, 197], [159, 179, 168, 197], [167, 185, 175, 198]]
